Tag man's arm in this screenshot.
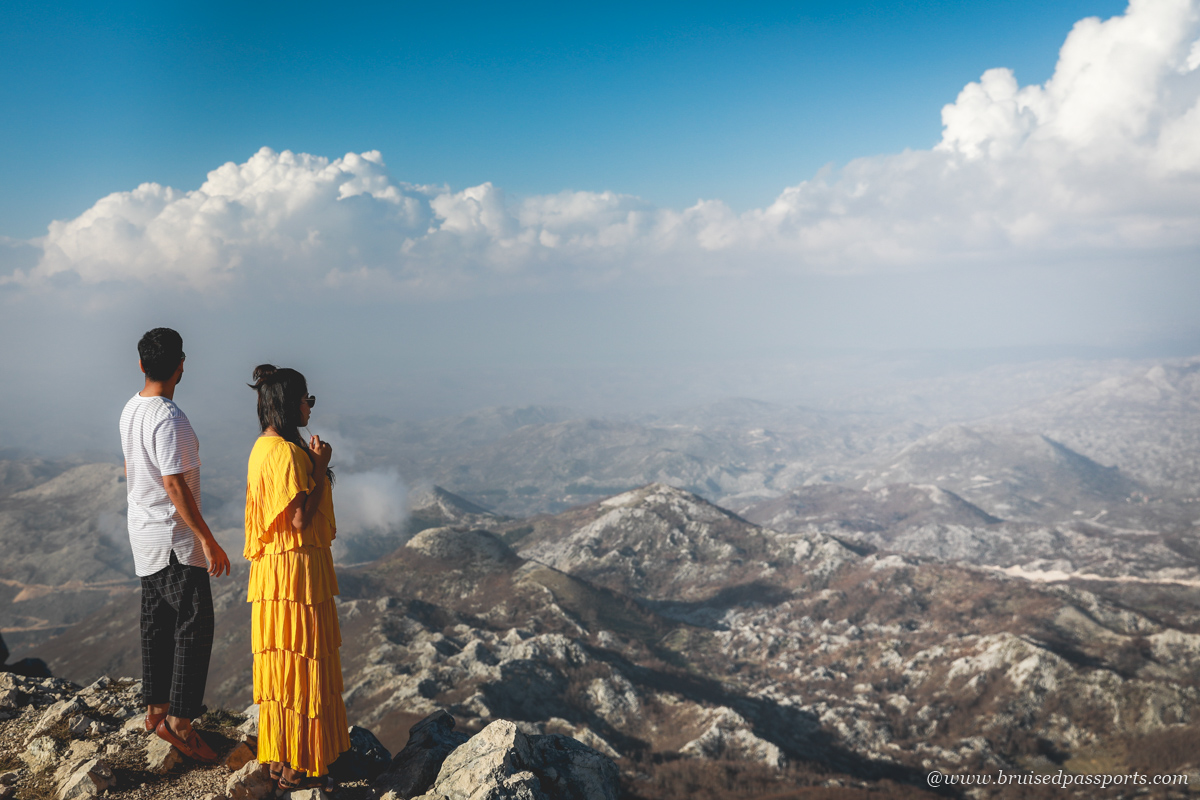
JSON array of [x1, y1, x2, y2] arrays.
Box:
[[162, 474, 230, 576]]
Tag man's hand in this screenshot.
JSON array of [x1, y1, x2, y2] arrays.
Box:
[[309, 434, 333, 471], [201, 538, 231, 577]]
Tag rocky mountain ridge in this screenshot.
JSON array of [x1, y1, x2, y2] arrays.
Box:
[[6, 356, 1200, 796], [14, 483, 1200, 797]]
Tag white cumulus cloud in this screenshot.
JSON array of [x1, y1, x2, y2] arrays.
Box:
[[7, 0, 1200, 294]]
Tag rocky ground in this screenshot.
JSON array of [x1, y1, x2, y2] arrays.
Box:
[[0, 671, 618, 800]]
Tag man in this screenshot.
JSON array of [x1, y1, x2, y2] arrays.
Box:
[[119, 327, 230, 762]]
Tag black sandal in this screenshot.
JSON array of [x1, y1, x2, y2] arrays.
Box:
[[278, 769, 333, 792]]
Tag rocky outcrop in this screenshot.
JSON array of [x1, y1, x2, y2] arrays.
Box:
[[0, 673, 252, 798], [406, 527, 521, 570], [0, 673, 618, 800], [381, 718, 618, 800], [408, 485, 508, 531], [515, 484, 855, 603], [56, 758, 114, 800], [224, 759, 275, 800], [744, 481, 1200, 582]]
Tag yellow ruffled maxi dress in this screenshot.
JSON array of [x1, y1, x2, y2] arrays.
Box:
[[244, 435, 350, 776]]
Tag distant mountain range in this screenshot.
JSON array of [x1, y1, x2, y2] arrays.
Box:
[[16, 483, 1200, 797], [5, 356, 1200, 796]]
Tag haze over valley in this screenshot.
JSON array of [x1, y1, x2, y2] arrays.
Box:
[[6, 352, 1200, 796]]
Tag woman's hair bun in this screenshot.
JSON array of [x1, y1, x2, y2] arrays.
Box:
[[249, 363, 278, 390]]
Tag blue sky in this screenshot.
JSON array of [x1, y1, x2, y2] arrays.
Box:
[[1, 0, 1125, 238], [3, 0, 1200, 456]]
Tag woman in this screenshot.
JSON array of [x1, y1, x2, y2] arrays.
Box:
[[245, 364, 349, 790]]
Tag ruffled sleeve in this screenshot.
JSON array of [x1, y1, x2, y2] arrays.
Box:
[[245, 438, 316, 560]]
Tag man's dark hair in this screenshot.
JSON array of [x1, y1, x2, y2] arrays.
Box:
[[138, 328, 184, 382]]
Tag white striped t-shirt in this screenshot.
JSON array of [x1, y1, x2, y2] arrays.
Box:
[[119, 393, 206, 577]]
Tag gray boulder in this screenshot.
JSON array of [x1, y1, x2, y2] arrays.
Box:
[[238, 703, 259, 737], [429, 720, 618, 800], [434, 720, 535, 797], [225, 760, 275, 800], [377, 710, 469, 797], [144, 734, 184, 773], [55, 758, 113, 800], [21, 736, 60, 773]]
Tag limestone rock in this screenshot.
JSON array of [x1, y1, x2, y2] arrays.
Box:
[[238, 703, 260, 737], [679, 708, 784, 768], [399, 717, 619, 800], [53, 741, 100, 785], [282, 789, 331, 800], [223, 740, 256, 771], [378, 710, 468, 797], [79, 677, 110, 696], [328, 725, 391, 782], [431, 720, 538, 800], [0, 688, 22, 709], [26, 696, 86, 744], [406, 527, 519, 570], [68, 714, 95, 737], [21, 736, 60, 773], [226, 760, 275, 800], [55, 758, 113, 800], [145, 733, 184, 773]]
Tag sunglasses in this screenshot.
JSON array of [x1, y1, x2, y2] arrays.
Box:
[[303, 394, 316, 408]]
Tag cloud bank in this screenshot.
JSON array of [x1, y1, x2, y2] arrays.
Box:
[[332, 468, 409, 536], [9, 0, 1200, 295]]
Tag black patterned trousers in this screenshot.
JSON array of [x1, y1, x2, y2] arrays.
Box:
[[140, 551, 213, 719]]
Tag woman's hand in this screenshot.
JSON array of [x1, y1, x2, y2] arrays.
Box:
[[310, 434, 333, 472], [291, 435, 332, 531]]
